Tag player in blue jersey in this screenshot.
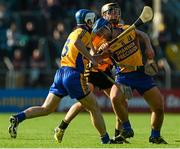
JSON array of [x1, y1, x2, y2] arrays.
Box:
[[53, 18, 129, 144], [54, 3, 167, 144], [8, 9, 113, 144], [100, 3, 167, 144]]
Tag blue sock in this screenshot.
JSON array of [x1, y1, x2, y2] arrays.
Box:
[[151, 129, 160, 138], [14, 112, 26, 123], [122, 120, 132, 131], [101, 132, 110, 144]]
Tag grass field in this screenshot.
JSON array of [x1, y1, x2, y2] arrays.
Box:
[[0, 113, 180, 148]]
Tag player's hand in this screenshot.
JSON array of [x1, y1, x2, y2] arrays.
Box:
[[145, 48, 155, 59], [90, 55, 104, 68], [144, 59, 158, 76], [92, 55, 104, 64], [91, 59, 98, 68], [99, 42, 109, 52]]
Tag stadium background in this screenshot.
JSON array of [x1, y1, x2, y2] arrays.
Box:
[[0, 0, 180, 113]]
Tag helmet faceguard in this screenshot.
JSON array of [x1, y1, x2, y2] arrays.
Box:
[[101, 3, 121, 25], [91, 18, 112, 49], [75, 9, 96, 29], [92, 18, 112, 40]]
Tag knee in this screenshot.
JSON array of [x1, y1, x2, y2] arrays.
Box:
[[111, 95, 122, 105], [75, 102, 83, 110], [155, 97, 165, 113], [41, 106, 55, 115], [87, 102, 100, 113], [91, 102, 99, 112]]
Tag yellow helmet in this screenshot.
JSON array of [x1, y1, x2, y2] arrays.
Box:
[[101, 3, 121, 24]]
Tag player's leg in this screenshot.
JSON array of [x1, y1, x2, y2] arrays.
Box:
[[132, 71, 167, 144], [54, 82, 94, 143], [25, 93, 60, 118], [54, 69, 111, 144], [64, 102, 83, 123], [114, 116, 123, 137], [54, 102, 83, 143], [90, 69, 124, 139], [79, 91, 111, 144], [103, 87, 123, 138], [55, 92, 111, 144], [143, 86, 167, 144], [8, 68, 65, 138], [8, 93, 61, 138], [81, 71, 111, 143], [110, 84, 134, 140]]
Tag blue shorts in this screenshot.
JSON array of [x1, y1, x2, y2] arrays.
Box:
[[49, 67, 90, 100], [115, 71, 156, 95]]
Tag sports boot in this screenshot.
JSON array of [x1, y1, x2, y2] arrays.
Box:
[[8, 116, 19, 138]]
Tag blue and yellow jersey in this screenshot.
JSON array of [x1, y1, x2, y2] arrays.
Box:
[[60, 27, 91, 73], [109, 24, 143, 73]]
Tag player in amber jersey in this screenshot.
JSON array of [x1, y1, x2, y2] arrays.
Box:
[[100, 3, 167, 144], [8, 9, 113, 144], [53, 18, 130, 144]]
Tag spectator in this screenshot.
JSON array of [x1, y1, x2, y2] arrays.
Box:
[[12, 48, 26, 88], [0, 3, 9, 58], [6, 22, 24, 59], [0, 0, 179, 88], [29, 48, 46, 87], [48, 22, 67, 68], [12, 48, 26, 70]]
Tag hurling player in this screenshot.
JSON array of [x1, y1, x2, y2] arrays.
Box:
[[54, 18, 129, 144], [8, 9, 112, 144], [100, 3, 167, 144]]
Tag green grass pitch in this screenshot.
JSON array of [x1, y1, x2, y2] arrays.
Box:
[[0, 113, 180, 148]]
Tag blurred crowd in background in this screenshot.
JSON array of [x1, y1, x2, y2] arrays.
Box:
[[0, 0, 179, 89]]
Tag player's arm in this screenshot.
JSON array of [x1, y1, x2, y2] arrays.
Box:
[[89, 40, 96, 55], [96, 42, 111, 59], [74, 37, 102, 67], [136, 29, 155, 59], [136, 29, 158, 76]]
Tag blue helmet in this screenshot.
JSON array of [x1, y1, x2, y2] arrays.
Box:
[[75, 9, 96, 25], [92, 18, 110, 34]]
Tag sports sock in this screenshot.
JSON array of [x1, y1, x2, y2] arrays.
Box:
[[122, 120, 132, 131], [101, 132, 110, 144], [150, 129, 160, 138], [14, 112, 26, 123], [114, 128, 120, 137], [58, 120, 69, 130]]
